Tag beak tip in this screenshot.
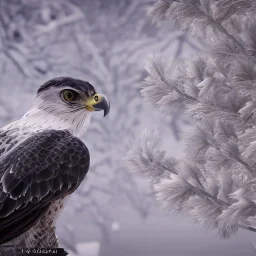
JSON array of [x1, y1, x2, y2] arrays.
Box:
[[104, 104, 110, 117]]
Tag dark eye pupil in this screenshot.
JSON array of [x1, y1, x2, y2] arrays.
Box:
[[94, 96, 98, 101], [68, 92, 72, 99]]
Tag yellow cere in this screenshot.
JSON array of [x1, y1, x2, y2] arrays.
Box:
[[85, 94, 102, 111]]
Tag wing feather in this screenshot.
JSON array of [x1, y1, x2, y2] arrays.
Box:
[[0, 129, 90, 244]]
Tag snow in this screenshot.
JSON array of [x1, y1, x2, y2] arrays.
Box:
[[76, 242, 100, 256]]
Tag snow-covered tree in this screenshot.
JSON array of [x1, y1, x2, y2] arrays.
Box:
[[126, 0, 256, 238]]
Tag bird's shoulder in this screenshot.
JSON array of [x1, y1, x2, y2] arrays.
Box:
[[0, 128, 90, 181], [0, 128, 90, 203], [0, 128, 90, 245], [0, 121, 23, 160]]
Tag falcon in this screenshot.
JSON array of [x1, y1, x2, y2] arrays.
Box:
[[0, 77, 110, 249]]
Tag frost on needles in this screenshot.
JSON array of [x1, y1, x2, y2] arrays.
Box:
[[125, 0, 256, 238]]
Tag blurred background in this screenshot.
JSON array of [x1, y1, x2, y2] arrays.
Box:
[[1, 0, 256, 255]]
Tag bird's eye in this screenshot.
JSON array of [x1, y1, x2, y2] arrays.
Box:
[[61, 90, 79, 102], [94, 95, 99, 102]]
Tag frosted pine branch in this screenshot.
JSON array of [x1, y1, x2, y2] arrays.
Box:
[[126, 132, 256, 238], [125, 131, 178, 179], [126, 0, 256, 238], [148, 0, 255, 54]]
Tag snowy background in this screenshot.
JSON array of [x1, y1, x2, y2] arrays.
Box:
[[0, 0, 256, 255]]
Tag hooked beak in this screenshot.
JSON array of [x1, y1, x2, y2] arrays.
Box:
[[85, 94, 110, 117]]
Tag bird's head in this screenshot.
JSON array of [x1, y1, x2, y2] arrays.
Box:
[[26, 77, 110, 136]]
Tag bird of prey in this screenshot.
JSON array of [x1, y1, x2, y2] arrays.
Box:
[[0, 77, 110, 249]]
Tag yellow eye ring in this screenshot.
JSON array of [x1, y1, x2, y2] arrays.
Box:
[[61, 90, 78, 102]]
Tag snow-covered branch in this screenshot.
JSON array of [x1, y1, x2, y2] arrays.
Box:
[[126, 0, 256, 239]]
